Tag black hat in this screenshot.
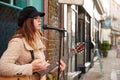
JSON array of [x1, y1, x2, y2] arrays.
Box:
[[18, 6, 45, 26]]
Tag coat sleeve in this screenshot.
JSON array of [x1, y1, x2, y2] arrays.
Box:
[[0, 38, 32, 76]]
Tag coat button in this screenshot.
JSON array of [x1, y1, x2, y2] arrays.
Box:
[[16, 73, 22, 75]]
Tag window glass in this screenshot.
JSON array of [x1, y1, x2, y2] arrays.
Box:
[[14, 0, 26, 8], [0, 0, 10, 3], [0, 0, 27, 8]]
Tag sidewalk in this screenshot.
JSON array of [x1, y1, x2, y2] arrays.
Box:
[[80, 48, 120, 80]]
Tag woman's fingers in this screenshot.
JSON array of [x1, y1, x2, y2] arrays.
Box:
[[60, 60, 66, 71], [32, 59, 66, 72], [39, 62, 50, 68], [56, 60, 66, 71], [32, 59, 50, 71]]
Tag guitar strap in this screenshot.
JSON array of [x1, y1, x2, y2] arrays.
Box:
[[29, 50, 34, 63], [29, 50, 41, 79]]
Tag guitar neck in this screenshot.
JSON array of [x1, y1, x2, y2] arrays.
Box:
[[38, 51, 74, 76], [38, 43, 84, 76]]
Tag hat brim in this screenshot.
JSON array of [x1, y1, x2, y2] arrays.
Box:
[[29, 12, 45, 18], [39, 12, 45, 17]]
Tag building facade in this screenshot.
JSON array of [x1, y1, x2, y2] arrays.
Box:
[[0, 0, 106, 80], [110, 0, 120, 47]]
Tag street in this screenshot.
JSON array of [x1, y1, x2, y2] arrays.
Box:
[[80, 48, 120, 80]]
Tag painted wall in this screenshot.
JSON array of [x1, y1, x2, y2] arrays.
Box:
[[83, 0, 94, 17], [101, 28, 111, 43], [28, 0, 44, 11]]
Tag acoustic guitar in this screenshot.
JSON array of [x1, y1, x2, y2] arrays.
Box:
[[0, 42, 84, 80]]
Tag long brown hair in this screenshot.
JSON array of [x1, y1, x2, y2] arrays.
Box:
[[10, 18, 45, 49]]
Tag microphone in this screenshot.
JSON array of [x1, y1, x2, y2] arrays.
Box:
[[42, 24, 66, 32]]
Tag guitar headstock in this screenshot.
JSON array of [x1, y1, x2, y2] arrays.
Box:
[[75, 42, 85, 53]]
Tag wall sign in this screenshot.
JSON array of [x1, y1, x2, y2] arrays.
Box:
[[104, 19, 111, 28], [58, 0, 84, 5]]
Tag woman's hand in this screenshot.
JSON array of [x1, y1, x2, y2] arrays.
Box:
[[31, 59, 50, 71], [58, 60, 66, 71]]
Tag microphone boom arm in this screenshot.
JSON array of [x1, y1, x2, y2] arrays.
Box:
[[43, 24, 66, 32]]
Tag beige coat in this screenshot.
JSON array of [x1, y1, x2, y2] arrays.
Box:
[[0, 38, 46, 80]]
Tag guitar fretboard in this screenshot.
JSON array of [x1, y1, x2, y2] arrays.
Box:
[[38, 51, 74, 76], [38, 43, 84, 76]]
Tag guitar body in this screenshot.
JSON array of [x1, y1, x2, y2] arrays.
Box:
[[0, 76, 30, 80]]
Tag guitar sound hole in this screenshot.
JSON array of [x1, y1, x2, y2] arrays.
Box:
[[17, 78, 20, 80]]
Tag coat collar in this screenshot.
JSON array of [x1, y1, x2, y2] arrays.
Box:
[[22, 38, 45, 50]]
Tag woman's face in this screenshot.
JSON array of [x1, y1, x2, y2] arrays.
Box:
[[33, 16, 41, 30]]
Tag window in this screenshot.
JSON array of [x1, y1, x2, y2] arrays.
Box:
[[0, 0, 27, 8], [0, 0, 9, 3]]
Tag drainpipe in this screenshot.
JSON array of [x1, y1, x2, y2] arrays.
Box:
[[67, 4, 72, 72]]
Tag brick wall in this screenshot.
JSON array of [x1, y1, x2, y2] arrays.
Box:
[[46, 0, 61, 62]]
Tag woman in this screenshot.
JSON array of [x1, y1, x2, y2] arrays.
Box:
[[0, 6, 66, 80]]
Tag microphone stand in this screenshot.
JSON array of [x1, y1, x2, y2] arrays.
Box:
[[57, 30, 64, 80], [43, 25, 66, 80]]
